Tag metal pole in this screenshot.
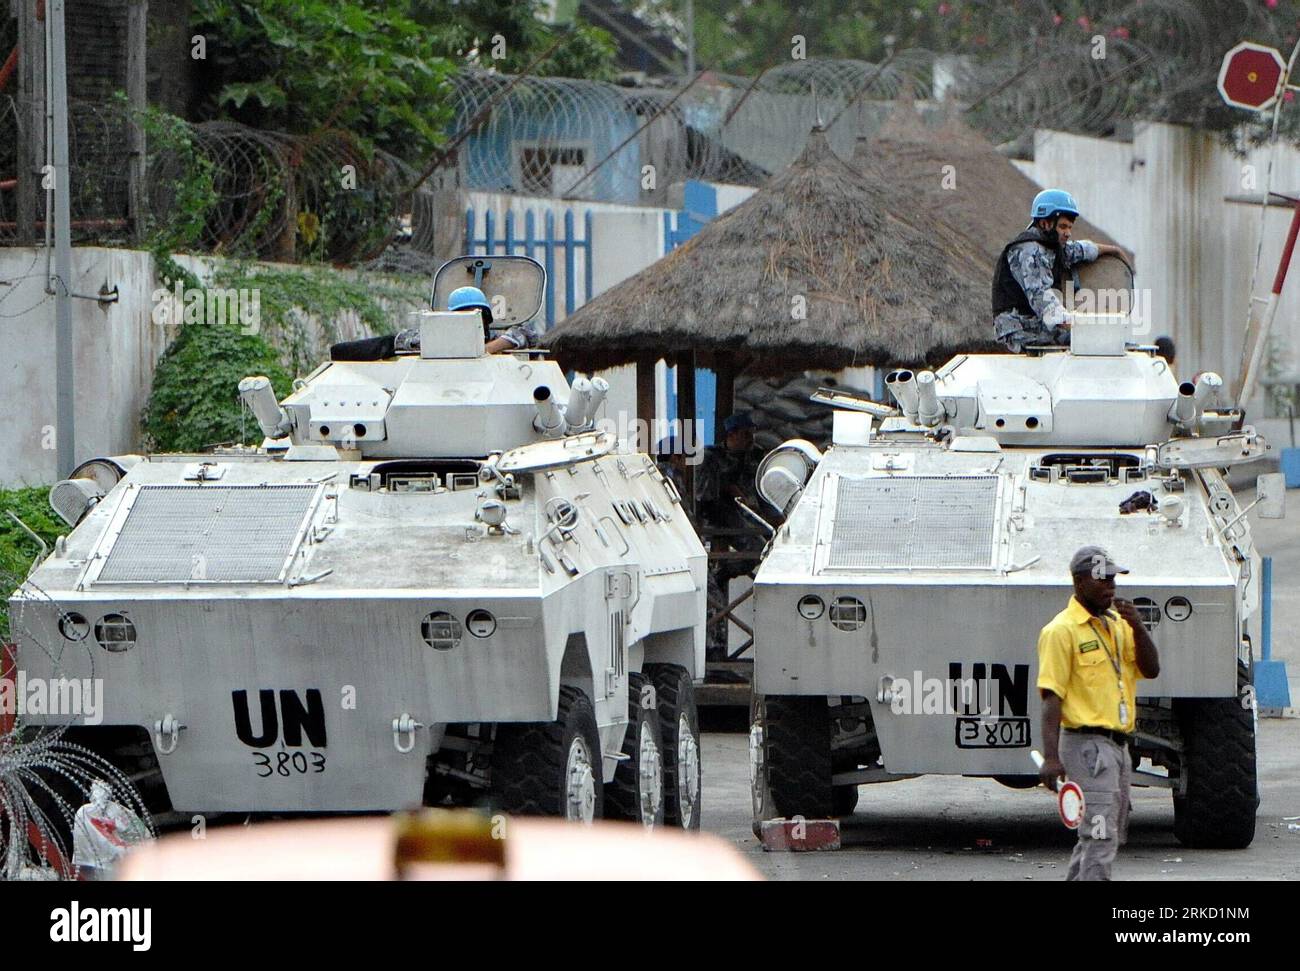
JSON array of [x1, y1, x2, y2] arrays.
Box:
[[686, 0, 695, 77], [126, 0, 148, 243], [48, 0, 74, 478], [1262, 556, 1273, 662]]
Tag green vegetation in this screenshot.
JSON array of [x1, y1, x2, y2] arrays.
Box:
[[141, 261, 427, 452], [208, 262, 426, 375], [189, 1, 617, 165], [141, 320, 292, 453], [0, 487, 64, 640]]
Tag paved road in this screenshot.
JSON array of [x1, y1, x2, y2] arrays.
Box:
[[698, 717, 1300, 879]]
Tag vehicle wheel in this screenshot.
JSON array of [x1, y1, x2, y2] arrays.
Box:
[[1172, 660, 1258, 849], [749, 693, 775, 836], [832, 784, 859, 817], [491, 685, 603, 822], [992, 775, 1041, 790], [644, 663, 701, 830], [764, 695, 833, 819], [604, 673, 665, 827]]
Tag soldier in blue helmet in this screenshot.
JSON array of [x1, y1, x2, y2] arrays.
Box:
[[331, 284, 538, 360], [992, 189, 1129, 352], [393, 285, 539, 355]]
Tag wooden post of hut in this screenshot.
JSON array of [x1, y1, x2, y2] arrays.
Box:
[[713, 353, 737, 443], [676, 350, 696, 512], [635, 355, 657, 453]]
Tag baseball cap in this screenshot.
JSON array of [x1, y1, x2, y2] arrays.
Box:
[[1069, 545, 1129, 578]]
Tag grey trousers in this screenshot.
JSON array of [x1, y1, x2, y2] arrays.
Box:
[[1059, 730, 1132, 881]]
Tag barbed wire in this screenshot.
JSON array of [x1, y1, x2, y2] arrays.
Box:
[[0, 20, 1261, 270]]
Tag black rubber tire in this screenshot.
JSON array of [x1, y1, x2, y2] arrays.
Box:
[[490, 685, 604, 820], [1172, 661, 1258, 849], [765, 695, 833, 819], [644, 663, 701, 830], [993, 775, 1042, 790], [749, 693, 773, 836], [604, 672, 665, 826], [832, 784, 859, 817]]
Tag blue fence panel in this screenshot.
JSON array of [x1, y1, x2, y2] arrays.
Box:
[[463, 205, 593, 330]]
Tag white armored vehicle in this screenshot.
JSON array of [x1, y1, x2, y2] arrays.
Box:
[[10, 256, 705, 829], [749, 301, 1281, 848]]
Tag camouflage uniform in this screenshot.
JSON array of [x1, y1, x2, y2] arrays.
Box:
[[994, 239, 1099, 352]]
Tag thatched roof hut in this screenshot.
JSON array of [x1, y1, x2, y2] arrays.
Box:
[[545, 124, 999, 376], [860, 99, 1122, 269]]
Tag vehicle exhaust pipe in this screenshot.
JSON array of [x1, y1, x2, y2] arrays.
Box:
[[533, 385, 565, 437], [887, 369, 920, 421], [915, 370, 944, 427], [1168, 380, 1199, 427], [238, 375, 293, 439]]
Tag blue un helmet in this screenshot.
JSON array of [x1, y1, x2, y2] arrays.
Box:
[[446, 285, 494, 324], [1030, 188, 1080, 222]]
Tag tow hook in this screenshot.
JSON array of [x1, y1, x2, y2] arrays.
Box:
[[877, 675, 897, 707], [392, 713, 424, 753], [153, 713, 186, 755]]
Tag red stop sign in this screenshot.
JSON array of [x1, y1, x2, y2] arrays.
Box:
[[1218, 42, 1286, 111]]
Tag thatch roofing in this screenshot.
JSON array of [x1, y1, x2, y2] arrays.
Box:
[[860, 99, 1122, 268], [545, 125, 999, 374]]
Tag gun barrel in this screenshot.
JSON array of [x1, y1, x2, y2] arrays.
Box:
[[1192, 372, 1223, 410], [887, 370, 921, 421], [1169, 380, 1198, 426], [916, 370, 944, 427], [533, 385, 565, 436], [238, 376, 292, 439]]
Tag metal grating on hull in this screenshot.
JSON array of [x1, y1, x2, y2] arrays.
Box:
[[825, 476, 1000, 571], [96, 484, 319, 583]]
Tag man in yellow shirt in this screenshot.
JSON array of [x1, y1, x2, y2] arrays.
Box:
[[1037, 546, 1161, 880]]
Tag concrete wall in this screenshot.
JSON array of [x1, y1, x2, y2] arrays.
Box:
[[0, 246, 166, 488], [1018, 123, 1300, 411]]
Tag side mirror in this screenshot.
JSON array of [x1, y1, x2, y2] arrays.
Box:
[[1257, 472, 1287, 519]]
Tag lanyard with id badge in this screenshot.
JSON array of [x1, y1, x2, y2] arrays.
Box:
[[1088, 613, 1128, 727]]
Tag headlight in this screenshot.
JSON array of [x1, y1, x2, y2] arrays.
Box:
[[466, 609, 497, 638], [94, 613, 137, 652], [421, 611, 462, 651], [829, 596, 866, 632], [797, 595, 824, 620]]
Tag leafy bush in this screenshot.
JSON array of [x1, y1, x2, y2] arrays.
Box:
[[142, 322, 292, 453], [0, 487, 65, 640]]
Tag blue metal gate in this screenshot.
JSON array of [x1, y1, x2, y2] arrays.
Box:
[[664, 181, 718, 446], [464, 207, 593, 330]]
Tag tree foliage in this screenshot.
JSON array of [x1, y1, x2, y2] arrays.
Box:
[[411, 0, 618, 80], [191, 0, 458, 161], [142, 321, 293, 454], [665, 0, 1300, 143], [189, 1, 617, 164]]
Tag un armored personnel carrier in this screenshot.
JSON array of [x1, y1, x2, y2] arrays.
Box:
[[748, 296, 1283, 848], [10, 256, 705, 830]]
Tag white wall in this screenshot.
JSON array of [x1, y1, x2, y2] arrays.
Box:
[[0, 247, 167, 489], [1018, 123, 1300, 410]]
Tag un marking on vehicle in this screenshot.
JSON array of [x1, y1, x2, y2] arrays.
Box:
[[232, 688, 328, 778], [950, 662, 1031, 749]]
